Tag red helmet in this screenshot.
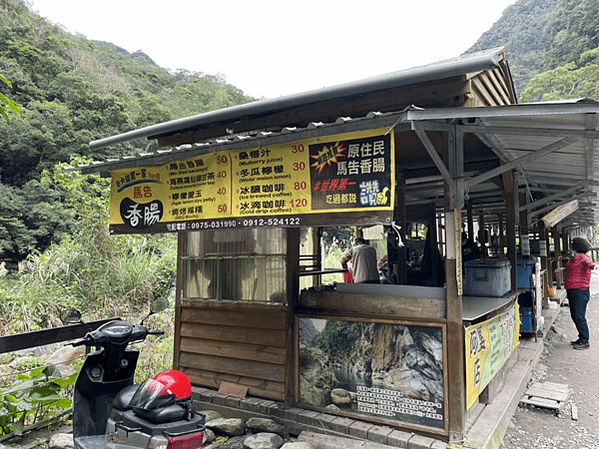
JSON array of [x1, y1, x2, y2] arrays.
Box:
[[153, 370, 192, 400]]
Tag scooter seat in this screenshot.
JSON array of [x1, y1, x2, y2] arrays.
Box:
[[112, 384, 139, 411], [132, 403, 189, 424]]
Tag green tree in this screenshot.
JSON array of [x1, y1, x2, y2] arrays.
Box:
[[543, 0, 599, 71], [0, 158, 177, 332], [467, 0, 560, 98], [0, 183, 33, 260], [520, 48, 599, 102], [0, 0, 257, 264], [0, 74, 20, 122], [313, 320, 361, 359]]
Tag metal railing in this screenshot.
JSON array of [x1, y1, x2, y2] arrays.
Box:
[[0, 318, 118, 441]]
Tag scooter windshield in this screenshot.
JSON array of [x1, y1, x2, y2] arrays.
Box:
[[129, 378, 175, 410]]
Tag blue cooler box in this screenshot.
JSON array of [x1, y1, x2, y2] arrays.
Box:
[[517, 259, 535, 290], [464, 259, 511, 297], [520, 307, 533, 332]]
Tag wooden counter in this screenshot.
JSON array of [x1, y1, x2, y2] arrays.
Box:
[[462, 291, 520, 324], [300, 284, 520, 325], [298, 284, 446, 320]]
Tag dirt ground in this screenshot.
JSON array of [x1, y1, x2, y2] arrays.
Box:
[[501, 272, 599, 449]]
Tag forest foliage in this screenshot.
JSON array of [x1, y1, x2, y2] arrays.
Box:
[[468, 0, 599, 102], [0, 0, 255, 266], [2, 0, 599, 327]]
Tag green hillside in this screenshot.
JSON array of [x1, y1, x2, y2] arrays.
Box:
[[469, 0, 599, 102], [0, 0, 255, 263], [468, 0, 560, 98], [4, 0, 599, 264]]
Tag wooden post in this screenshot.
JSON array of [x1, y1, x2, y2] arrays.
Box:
[[519, 192, 529, 259], [554, 227, 563, 288], [173, 232, 185, 370], [445, 124, 466, 444], [546, 226, 554, 288], [541, 226, 549, 272], [467, 202, 474, 242], [553, 227, 562, 288], [562, 230, 569, 253], [312, 227, 321, 287], [285, 228, 300, 406], [478, 213, 486, 257], [430, 205, 440, 287], [503, 171, 518, 293], [498, 213, 506, 254], [446, 209, 465, 443], [396, 170, 407, 284]]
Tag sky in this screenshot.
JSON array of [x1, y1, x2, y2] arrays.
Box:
[[29, 0, 517, 100]]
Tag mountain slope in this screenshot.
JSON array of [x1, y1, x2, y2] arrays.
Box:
[[0, 0, 255, 263], [0, 0, 255, 186], [468, 0, 560, 98]]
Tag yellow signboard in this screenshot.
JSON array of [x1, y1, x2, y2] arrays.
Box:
[[109, 128, 395, 234], [465, 302, 520, 409]]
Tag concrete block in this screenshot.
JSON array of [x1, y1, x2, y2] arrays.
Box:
[[298, 430, 393, 449], [280, 407, 304, 422], [262, 400, 281, 417], [429, 440, 447, 449], [310, 412, 336, 430], [197, 389, 219, 403], [252, 399, 275, 415], [387, 429, 411, 448], [191, 387, 211, 399], [224, 396, 241, 408], [267, 404, 288, 419], [211, 392, 229, 406], [329, 416, 356, 434], [298, 409, 321, 425], [367, 425, 393, 444], [238, 397, 257, 411], [408, 434, 435, 449], [517, 346, 538, 363], [348, 420, 373, 439]]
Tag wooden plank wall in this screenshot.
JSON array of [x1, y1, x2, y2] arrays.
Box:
[[178, 301, 288, 401]]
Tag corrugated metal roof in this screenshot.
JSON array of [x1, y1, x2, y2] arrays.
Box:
[[79, 110, 410, 175], [407, 99, 599, 227], [88, 47, 509, 151], [79, 100, 599, 229], [79, 47, 598, 229]]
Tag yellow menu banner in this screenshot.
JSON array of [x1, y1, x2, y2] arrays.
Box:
[[465, 302, 520, 409], [109, 128, 395, 234]]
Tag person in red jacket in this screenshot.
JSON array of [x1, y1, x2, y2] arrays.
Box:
[[555, 237, 597, 350]]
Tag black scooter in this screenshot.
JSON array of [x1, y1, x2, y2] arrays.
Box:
[[61, 298, 205, 449]]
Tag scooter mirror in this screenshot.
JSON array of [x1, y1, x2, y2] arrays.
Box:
[[151, 297, 169, 314], [60, 308, 83, 325]]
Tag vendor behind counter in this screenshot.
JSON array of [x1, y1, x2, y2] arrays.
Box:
[[341, 237, 379, 284]]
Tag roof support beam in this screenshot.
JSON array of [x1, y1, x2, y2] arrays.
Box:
[[528, 193, 585, 219], [460, 124, 599, 139], [464, 136, 580, 189], [412, 123, 453, 185], [519, 184, 584, 213], [471, 126, 516, 163], [586, 114, 596, 182], [406, 102, 599, 122]]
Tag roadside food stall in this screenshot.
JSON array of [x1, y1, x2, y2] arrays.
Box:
[[80, 47, 599, 444]]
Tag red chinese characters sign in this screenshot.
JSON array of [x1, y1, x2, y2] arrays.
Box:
[[108, 128, 395, 234]]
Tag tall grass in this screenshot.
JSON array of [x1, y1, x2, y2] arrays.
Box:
[[0, 159, 178, 332]]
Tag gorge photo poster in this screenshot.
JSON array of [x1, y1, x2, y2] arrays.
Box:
[[298, 317, 446, 431]]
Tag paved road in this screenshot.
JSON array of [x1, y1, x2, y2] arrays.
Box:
[[501, 271, 599, 448]]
